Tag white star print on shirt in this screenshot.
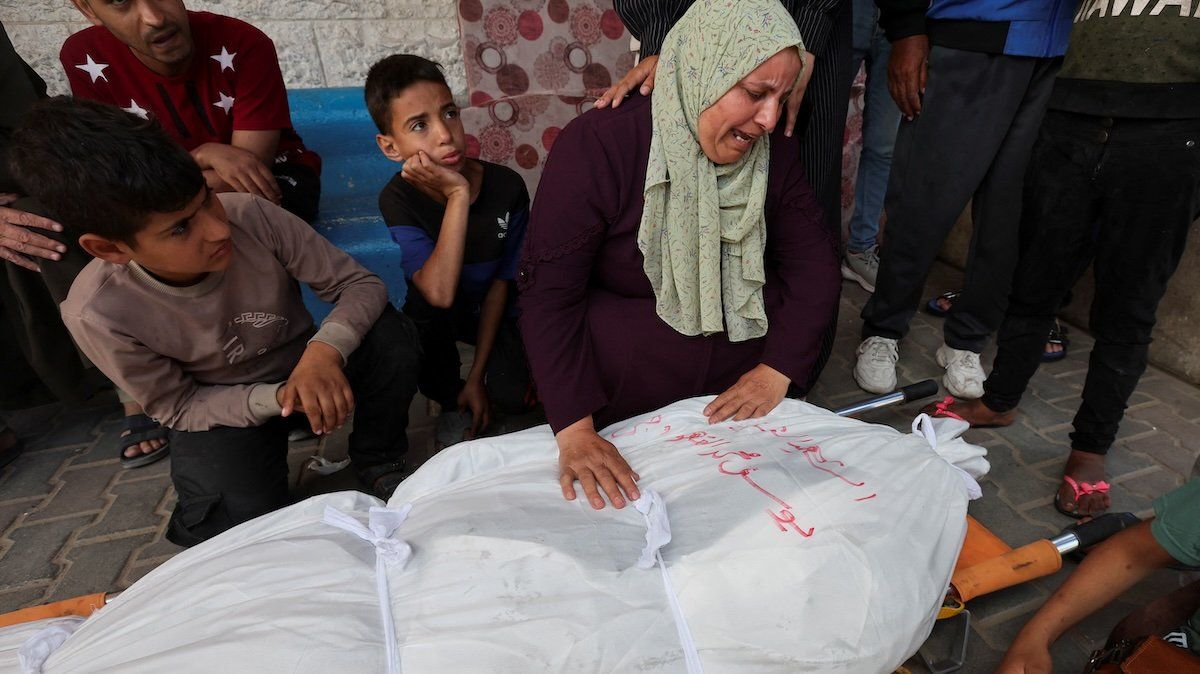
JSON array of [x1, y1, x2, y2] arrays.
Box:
[[121, 99, 149, 120], [210, 46, 236, 72], [213, 92, 235, 114], [76, 54, 109, 83]]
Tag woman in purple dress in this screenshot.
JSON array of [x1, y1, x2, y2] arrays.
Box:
[[517, 0, 840, 510]]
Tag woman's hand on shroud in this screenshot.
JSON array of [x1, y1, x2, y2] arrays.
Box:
[[556, 417, 641, 510], [704, 364, 790, 424]]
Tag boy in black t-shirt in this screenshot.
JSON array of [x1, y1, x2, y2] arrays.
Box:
[[367, 55, 533, 441]]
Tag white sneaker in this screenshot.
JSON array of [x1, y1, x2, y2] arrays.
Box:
[[936, 344, 985, 399], [854, 336, 899, 394], [841, 245, 879, 293]]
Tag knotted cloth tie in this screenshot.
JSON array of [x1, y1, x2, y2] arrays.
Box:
[[633, 490, 703, 673], [323, 504, 413, 674]]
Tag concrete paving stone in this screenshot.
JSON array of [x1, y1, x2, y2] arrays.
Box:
[[1026, 373, 1082, 406], [980, 443, 1061, 509], [1125, 390, 1157, 410], [1134, 372, 1200, 421], [1013, 394, 1076, 433], [119, 560, 162, 588], [964, 427, 1003, 447], [1118, 466, 1184, 501], [905, 323, 946, 353], [0, 499, 41, 536], [1050, 367, 1089, 394], [25, 463, 118, 523], [1107, 482, 1156, 515], [1041, 424, 1161, 467], [963, 575, 1049, 627], [999, 421, 1069, 467], [0, 515, 91, 588], [1021, 501, 1089, 531], [978, 608, 1091, 672], [78, 479, 173, 541], [968, 482, 1059, 541], [0, 585, 52, 615], [22, 405, 112, 451], [1126, 403, 1200, 452], [46, 532, 156, 603], [1121, 434, 1199, 479], [0, 446, 78, 501], [133, 533, 185, 564], [1033, 432, 1159, 478]]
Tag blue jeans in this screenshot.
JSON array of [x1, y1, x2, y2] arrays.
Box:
[[847, 0, 901, 253]]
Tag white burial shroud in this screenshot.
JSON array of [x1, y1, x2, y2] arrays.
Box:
[[14, 397, 986, 673]]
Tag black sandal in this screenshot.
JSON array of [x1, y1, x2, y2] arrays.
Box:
[[1043, 320, 1070, 362], [119, 413, 170, 469], [923, 290, 961, 317]]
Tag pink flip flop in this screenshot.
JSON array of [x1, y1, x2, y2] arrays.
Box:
[[1054, 475, 1110, 519]]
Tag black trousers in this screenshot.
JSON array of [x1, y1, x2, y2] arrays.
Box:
[[0, 196, 97, 407], [793, 0, 854, 392], [983, 111, 1200, 455], [166, 305, 421, 547], [273, 161, 321, 224], [406, 297, 533, 415], [861, 47, 1061, 353]]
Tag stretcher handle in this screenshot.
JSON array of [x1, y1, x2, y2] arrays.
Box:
[[1055, 512, 1141, 553], [833, 379, 940, 417], [900, 379, 940, 403], [0, 592, 108, 628], [950, 540, 1062, 603]]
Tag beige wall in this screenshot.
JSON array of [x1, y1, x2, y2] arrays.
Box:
[[942, 211, 1200, 385], [4, 0, 468, 99]]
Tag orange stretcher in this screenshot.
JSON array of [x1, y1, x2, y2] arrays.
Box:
[[1, 382, 1139, 674]]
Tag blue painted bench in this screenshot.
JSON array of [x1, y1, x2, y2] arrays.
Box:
[[287, 87, 407, 321]]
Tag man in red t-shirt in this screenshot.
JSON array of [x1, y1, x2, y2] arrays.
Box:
[[61, 0, 321, 223]]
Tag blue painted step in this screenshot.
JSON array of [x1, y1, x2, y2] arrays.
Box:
[[287, 87, 407, 321]]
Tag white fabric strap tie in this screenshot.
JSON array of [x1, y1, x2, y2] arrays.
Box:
[[19, 616, 86, 673], [911, 414, 983, 500], [323, 504, 413, 674], [632, 491, 703, 674], [911, 413, 938, 450]]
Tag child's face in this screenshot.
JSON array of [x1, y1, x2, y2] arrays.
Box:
[[377, 81, 467, 171], [127, 187, 234, 283]]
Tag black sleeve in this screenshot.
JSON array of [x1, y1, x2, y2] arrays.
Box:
[[378, 173, 414, 229], [0, 23, 47, 193], [874, 0, 928, 42], [782, 0, 846, 57], [616, 0, 850, 59], [613, 0, 693, 58]]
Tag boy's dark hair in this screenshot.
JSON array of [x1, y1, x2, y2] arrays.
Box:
[[9, 96, 205, 245], [364, 54, 450, 135]]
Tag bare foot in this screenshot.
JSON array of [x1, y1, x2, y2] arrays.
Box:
[[121, 402, 166, 459], [935, 296, 953, 313], [921, 397, 1016, 427], [1056, 450, 1111, 517], [1044, 342, 1064, 357]]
